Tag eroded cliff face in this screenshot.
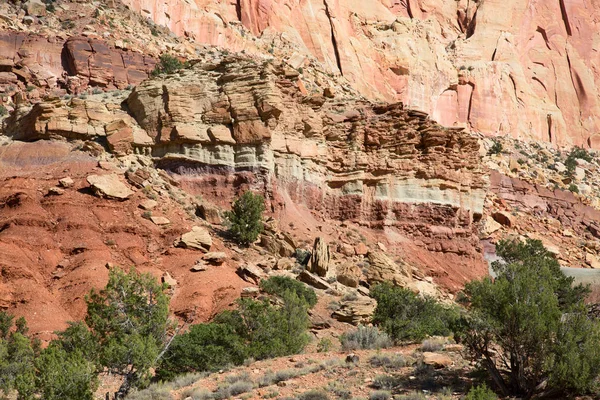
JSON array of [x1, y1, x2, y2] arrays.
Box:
[[120, 0, 600, 149], [4, 54, 488, 292]]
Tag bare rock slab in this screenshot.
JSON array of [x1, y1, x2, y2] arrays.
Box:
[[87, 174, 134, 200]]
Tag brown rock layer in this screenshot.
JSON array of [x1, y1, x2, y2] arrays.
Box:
[[0, 31, 156, 93]]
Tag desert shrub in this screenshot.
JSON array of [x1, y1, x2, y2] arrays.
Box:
[[371, 375, 398, 390], [181, 387, 213, 400], [126, 382, 173, 400], [156, 322, 246, 381], [259, 369, 300, 387], [170, 372, 206, 389], [568, 183, 580, 193], [369, 391, 391, 400], [151, 54, 184, 76], [371, 283, 458, 342], [158, 291, 310, 379], [565, 146, 593, 176], [396, 392, 426, 400], [214, 380, 253, 399], [35, 345, 97, 400], [327, 381, 352, 399], [420, 338, 445, 352], [457, 239, 600, 397], [297, 390, 330, 400], [317, 338, 333, 353], [368, 354, 409, 369], [224, 191, 265, 245], [0, 105, 7, 116], [219, 291, 310, 360], [260, 276, 317, 308], [487, 140, 503, 155], [341, 325, 391, 350], [465, 384, 497, 400], [0, 313, 36, 398]]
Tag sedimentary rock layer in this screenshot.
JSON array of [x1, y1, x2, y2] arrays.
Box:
[[120, 0, 600, 148]]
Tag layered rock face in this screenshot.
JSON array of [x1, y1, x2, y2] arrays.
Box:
[[8, 55, 487, 282], [0, 32, 156, 93], [120, 0, 600, 148]]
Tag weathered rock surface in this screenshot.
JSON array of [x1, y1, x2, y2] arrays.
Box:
[[422, 352, 453, 368], [122, 0, 600, 148], [6, 53, 488, 291], [175, 226, 212, 252], [331, 296, 377, 325], [308, 237, 330, 277], [86, 174, 134, 200], [0, 32, 156, 93], [366, 251, 412, 287]]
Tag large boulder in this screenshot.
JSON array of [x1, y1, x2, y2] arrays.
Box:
[[174, 226, 212, 252], [308, 237, 330, 277], [336, 263, 362, 288], [366, 251, 412, 287], [24, 0, 46, 17], [86, 174, 134, 200], [331, 296, 376, 325]]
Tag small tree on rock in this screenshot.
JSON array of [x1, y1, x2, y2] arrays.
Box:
[[224, 191, 265, 245]]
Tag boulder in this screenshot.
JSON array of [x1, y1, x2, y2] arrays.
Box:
[[150, 216, 170, 225], [162, 272, 177, 288], [422, 352, 452, 368], [297, 270, 331, 290], [174, 226, 212, 251], [492, 211, 514, 227], [24, 0, 46, 17], [308, 237, 330, 277], [366, 251, 411, 286], [58, 177, 74, 188], [336, 263, 361, 288], [236, 264, 265, 284], [331, 297, 376, 325], [196, 203, 222, 224], [203, 252, 227, 265], [354, 242, 368, 256], [139, 199, 158, 210], [86, 174, 134, 200]]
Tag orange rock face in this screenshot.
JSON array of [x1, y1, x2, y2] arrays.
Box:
[[121, 0, 600, 148]]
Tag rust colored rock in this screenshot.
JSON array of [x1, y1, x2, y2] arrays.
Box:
[[354, 242, 368, 256], [492, 211, 515, 227], [422, 352, 453, 369], [0, 31, 155, 95]]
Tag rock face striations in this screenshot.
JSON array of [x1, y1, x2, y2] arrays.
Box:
[[8, 56, 487, 269], [0, 32, 156, 94], [120, 0, 600, 149]]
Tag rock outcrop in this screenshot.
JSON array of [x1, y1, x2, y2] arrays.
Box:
[[5, 53, 488, 290], [120, 0, 600, 149], [0, 32, 156, 94]]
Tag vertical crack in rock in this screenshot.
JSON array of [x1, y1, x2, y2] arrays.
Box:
[[406, 0, 414, 18], [547, 114, 553, 142], [559, 0, 573, 36], [235, 0, 242, 22], [323, 0, 343, 75], [466, 7, 478, 39]]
